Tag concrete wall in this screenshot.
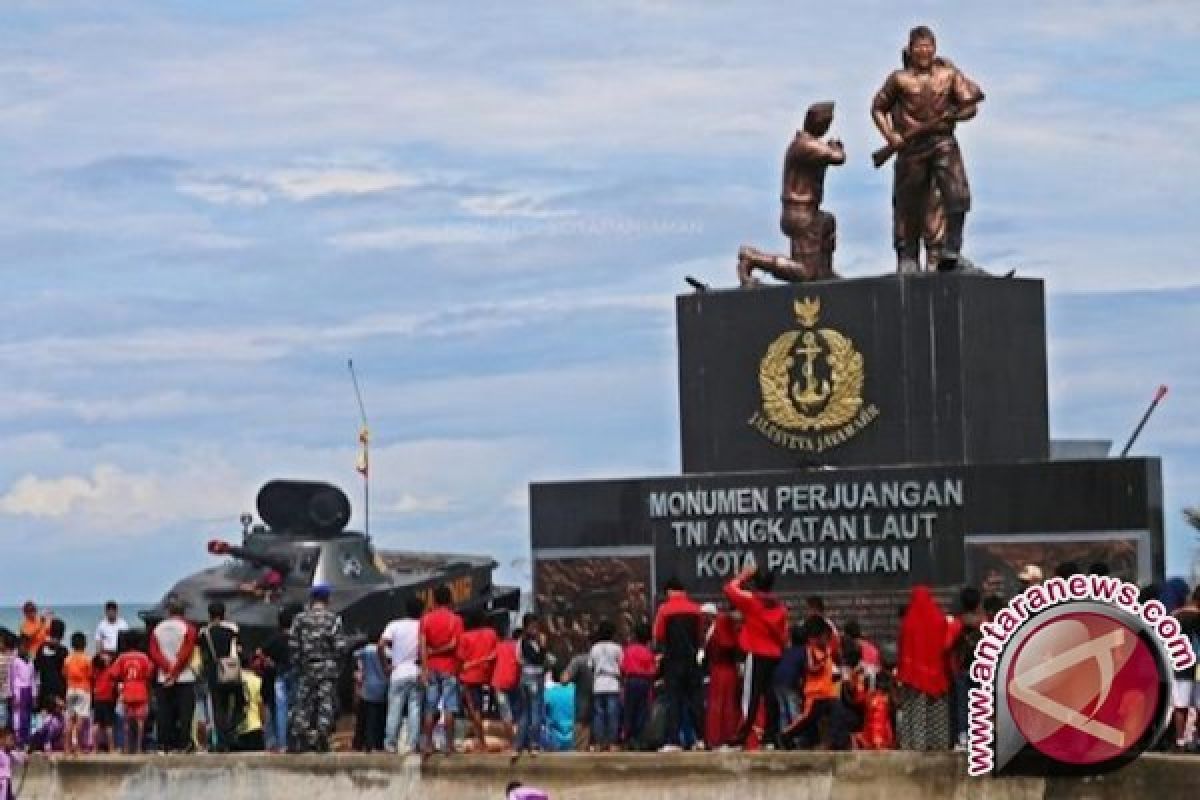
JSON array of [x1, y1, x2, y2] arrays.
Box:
[[11, 751, 1197, 800]]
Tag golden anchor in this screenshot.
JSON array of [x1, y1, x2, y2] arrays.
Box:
[[791, 330, 830, 408]]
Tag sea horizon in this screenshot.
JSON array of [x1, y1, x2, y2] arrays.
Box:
[[0, 603, 154, 648]]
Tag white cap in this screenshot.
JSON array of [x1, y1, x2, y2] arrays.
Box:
[[1017, 564, 1044, 583]]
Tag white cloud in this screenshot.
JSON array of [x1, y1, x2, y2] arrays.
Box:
[[330, 215, 704, 252], [386, 492, 454, 514], [176, 230, 253, 250], [0, 292, 673, 368], [0, 472, 100, 517], [328, 223, 520, 250], [0, 461, 243, 535], [1020, 0, 1200, 39], [176, 178, 270, 207], [177, 165, 424, 206], [502, 486, 529, 511], [0, 389, 232, 423], [268, 167, 421, 201], [0, 435, 552, 546], [460, 191, 576, 219]]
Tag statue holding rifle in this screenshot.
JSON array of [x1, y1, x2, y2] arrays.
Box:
[[872, 26, 984, 273]]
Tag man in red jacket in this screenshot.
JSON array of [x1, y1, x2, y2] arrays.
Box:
[[652, 578, 706, 750], [724, 564, 788, 749]]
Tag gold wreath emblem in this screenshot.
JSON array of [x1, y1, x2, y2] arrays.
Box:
[[758, 328, 864, 431]]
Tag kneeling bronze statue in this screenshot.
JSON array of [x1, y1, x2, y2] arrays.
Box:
[[738, 102, 844, 286]]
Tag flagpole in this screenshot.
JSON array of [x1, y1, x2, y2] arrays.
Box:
[[348, 359, 370, 539]]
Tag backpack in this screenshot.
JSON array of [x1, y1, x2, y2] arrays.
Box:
[[204, 626, 242, 686], [951, 614, 983, 673]]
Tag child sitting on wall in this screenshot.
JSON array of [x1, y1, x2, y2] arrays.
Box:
[[854, 670, 896, 750], [28, 697, 65, 753]]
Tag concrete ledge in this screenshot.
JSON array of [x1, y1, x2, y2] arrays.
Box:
[[11, 751, 1200, 800]]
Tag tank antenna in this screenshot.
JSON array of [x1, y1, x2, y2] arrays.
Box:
[[348, 358, 371, 539]]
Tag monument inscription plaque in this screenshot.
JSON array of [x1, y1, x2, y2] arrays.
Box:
[[531, 458, 1162, 647]]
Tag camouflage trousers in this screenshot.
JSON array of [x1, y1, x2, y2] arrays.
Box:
[[289, 662, 339, 752]]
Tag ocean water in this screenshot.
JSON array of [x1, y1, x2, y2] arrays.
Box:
[[0, 603, 152, 652]]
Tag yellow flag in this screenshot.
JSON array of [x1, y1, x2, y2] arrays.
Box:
[[355, 425, 369, 477]]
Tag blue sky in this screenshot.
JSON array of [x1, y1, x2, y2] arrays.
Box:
[[1, 1, 1197, 603]]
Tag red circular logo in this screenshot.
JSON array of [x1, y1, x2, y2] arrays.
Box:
[[1005, 611, 1163, 765]]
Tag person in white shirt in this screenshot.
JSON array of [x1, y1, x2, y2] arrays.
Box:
[[95, 601, 130, 654], [587, 619, 623, 751], [379, 596, 424, 753]]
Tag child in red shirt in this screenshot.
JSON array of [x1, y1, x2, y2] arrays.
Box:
[[91, 651, 117, 753], [111, 635, 154, 754], [854, 672, 896, 750], [620, 623, 657, 748]]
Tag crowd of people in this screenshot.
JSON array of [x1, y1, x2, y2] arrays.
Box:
[[4, 558, 1200, 792]]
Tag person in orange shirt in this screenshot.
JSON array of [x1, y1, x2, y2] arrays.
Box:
[[783, 617, 839, 748], [18, 603, 51, 658], [63, 632, 93, 755]]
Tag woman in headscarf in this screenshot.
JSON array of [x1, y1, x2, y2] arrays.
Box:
[[896, 585, 951, 750], [703, 603, 743, 748]]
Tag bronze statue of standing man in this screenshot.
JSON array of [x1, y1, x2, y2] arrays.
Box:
[[872, 26, 984, 273]]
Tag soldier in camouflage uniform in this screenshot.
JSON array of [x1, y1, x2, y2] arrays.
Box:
[[288, 584, 346, 752]]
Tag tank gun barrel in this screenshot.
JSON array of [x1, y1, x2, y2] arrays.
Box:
[[208, 539, 292, 577]]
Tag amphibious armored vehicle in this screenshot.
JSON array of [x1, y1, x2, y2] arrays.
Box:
[[141, 479, 520, 650]]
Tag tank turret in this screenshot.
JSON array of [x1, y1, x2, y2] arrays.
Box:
[[256, 480, 351, 536]]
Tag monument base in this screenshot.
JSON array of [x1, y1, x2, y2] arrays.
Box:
[[530, 457, 1162, 654]]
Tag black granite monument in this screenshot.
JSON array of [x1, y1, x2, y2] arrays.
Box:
[[529, 275, 1164, 649]]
